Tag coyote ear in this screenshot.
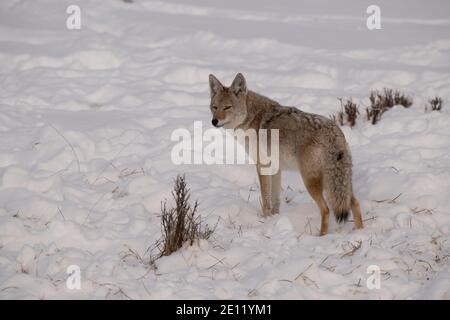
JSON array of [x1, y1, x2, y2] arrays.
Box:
[[231, 73, 247, 97], [209, 74, 224, 98]]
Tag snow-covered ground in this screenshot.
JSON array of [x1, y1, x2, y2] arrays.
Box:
[[1, 0, 450, 299]]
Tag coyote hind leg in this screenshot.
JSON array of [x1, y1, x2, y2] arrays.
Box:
[[351, 194, 364, 229], [304, 176, 330, 236]]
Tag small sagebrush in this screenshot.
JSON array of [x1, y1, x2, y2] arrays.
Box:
[[426, 96, 443, 112], [366, 88, 412, 124], [332, 98, 359, 127], [153, 175, 214, 259]]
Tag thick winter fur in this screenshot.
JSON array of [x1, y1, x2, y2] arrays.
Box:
[[209, 73, 364, 235]]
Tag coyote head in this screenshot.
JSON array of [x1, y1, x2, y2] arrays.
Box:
[[208, 73, 248, 129]]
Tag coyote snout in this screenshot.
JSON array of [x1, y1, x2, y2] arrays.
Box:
[[208, 73, 364, 235]]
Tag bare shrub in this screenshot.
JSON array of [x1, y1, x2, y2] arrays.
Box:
[[366, 88, 413, 124], [341, 98, 359, 127], [153, 175, 215, 259], [331, 98, 359, 128], [426, 96, 443, 112]]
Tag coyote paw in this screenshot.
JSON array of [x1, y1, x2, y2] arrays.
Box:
[[261, 208, 280, 217], [262, 208, 271, 217]]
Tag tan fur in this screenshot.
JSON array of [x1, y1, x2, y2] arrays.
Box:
[[351, 195, 364, 229], [209, 73, 364, 235]]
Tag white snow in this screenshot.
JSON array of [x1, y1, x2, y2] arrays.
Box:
[[0, 0, 449, 299]]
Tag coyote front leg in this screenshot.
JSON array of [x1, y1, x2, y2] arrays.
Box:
[[257, 165, 272, 217], [271, 171, 281, 214]]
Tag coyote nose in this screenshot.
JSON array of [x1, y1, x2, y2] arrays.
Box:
[[212, 119, 218, 127]]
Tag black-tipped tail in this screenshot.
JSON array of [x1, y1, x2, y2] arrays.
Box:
[[335, 210, 349, 224]]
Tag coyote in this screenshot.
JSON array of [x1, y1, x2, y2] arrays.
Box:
[[208, 73, 363, 235]]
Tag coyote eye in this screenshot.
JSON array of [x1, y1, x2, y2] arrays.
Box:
[[212, 106, 218, 110], [223, 105, 232, 110]]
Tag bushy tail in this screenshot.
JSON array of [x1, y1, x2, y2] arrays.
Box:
[[324, 148, 353, 224]]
